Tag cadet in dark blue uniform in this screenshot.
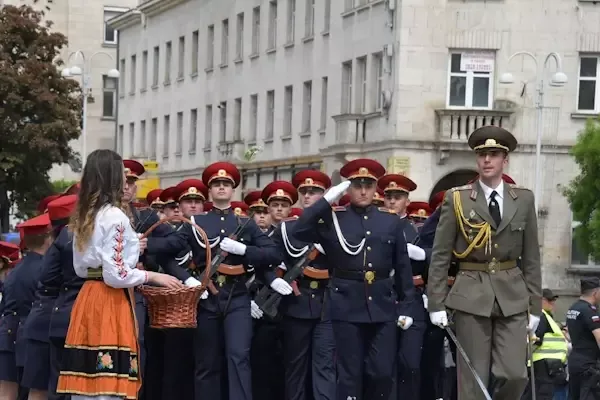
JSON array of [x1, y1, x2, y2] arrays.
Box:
[[407, 201, 433, 230], [291, 159, 416, 400], [21, 195, 76, 400], [0, 241, 21, 399], [160, 186, 182, 219], [155, 162, 281, 400], [268, 171, 337, 400]]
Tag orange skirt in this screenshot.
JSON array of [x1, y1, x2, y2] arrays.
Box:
[[57, 281, 141, 399]]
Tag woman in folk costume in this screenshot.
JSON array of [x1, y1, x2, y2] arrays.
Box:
[[56, 149, 182, 400]]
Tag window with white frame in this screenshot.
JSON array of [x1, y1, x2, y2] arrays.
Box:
[[119, 58, 126, 93], [236, 13, 244, 60], [141, 50, 148, 89], [163, 115, 170, 157], [250, 94, 258, 141], [219, 101, 227, 142], [320, 77, 328, 130], [341, 60, 353, 113], [130, 54, 136, 93], [305, 0, 315, 37], [207, 25, 215, 69], [140, 120, 146, 157], [190, 109, 197, 153], [221, 19, 229, 65], [117, 125, 124, 155], [102, 75, 117, 118], [373, 52, 383, 110], [571, 217, 599, 267], [192, 31, 199, 74], [205, 105, 213, 148], [356, 56, 367, 113], [150, 118, 157, 159], [252, 7, 261, 54], [165, 41, 172, 83], [128, 122, 134, 158], [103, 7, 127, 44], [302, 80, 312, 132], [176, 111, 183, 154], [447, 52, 494, 109], [577, 55, 600, 112], [266, 90, 275, 139], [234, 98, 242, 141], [152, 46, 159, 86], [287, 0, 296, 43], [268, 1, 277, 49], [178, 36, 185, 79], [284, 85, 293, 136]]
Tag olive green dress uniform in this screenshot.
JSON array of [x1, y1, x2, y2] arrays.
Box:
[[427, 126, 542, 400]]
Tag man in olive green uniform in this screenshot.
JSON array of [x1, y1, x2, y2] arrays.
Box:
[[427, 126, 542, 400]]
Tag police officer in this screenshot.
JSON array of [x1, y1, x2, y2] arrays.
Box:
[[566, 277, 600, 400], [291, 159, 416, 400]]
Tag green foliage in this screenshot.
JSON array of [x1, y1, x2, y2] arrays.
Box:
[[51, 179, 77, 194], [0, 5, 82, 230], [565, 117, 600, 261]]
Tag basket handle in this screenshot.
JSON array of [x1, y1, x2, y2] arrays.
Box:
[[140, 216, 213, 293]]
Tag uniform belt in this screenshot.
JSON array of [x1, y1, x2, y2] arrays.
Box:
[[413, 275, 456, 287], [303, 266, 329, 280], [333, 269, 387, 283], [459, 260, 517, 272], [298, 278, 327, 290], [213, 265, 246, 288]]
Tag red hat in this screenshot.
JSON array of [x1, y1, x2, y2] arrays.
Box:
[[338, 194, 351, 207], [261, 181, 298, 205], [340, 159, 386, 181], [0, 241, 20, 266], [468, 173, 516, 185], [175, 179, 208, 202], [429, 191, 445, 210], [146, 189, 164, 208], [407, 202, 433, 219], [37, 194, 60, 214], [373, 188, 385, 206], [203, 201, 213, 212], [377, 174, 417, 193], [202, 162, 241, 188], [244, 191, 268, 210], [289, 208, 303, 218], [132, 202, 148, 210], [63, 182, 80, 195], [16, 213, 52, 236], [123, 160, 145, 181], [159, 187, 178, 205], [292, 170, 331, 191], [47, 195, 77, 227], [231, 201, 249, 216]]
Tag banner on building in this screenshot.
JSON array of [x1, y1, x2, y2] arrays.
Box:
[[460, 52, 495, 73]]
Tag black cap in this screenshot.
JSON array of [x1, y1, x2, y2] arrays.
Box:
[[542, 288, 558, 300], [581, 277, 600, 293]]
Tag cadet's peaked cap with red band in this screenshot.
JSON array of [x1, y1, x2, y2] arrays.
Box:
[[17, 213, 52, 236], [231, 201, 249, 216], [340, 159, 386, 181], [377, 174, 417, 193], [468, 173, 516, 185], [408, 202, 433, 219], [175, 179, 208, 201], [372, 188, 385, 205], [261, 181, 298, 205], [146, 189, 164, 207], [0, 241, 20, 264], [429, 191, 446, 210], [292, 170, 331, 191], [47, 195, 77, 227], [63, 182, 80, 195], [159, 187, 178, 205], [37, 194, 60, 215], [202, 162, 241, 188], [203, 201, 213, 212], [289, 208, 303, 218], [338, 194, 351, 207], [132, 202, 147, 210], [123, 160, 145, 181], [244, 191, 268, 210]]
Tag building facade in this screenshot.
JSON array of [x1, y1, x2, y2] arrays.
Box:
[[112, 0, 600, 297]]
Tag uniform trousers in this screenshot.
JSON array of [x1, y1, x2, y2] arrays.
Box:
[[568, 365, 600, 400]]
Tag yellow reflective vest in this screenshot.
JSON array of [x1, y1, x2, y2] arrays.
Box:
[[529, 309, 568, 365]]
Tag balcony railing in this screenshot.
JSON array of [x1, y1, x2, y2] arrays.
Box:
[[434, 109, 513, 143]]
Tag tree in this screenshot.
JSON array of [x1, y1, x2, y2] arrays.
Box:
[[51, 179, 77, 194], [0, 4, 82, 231], [564, 117, 600, 261]]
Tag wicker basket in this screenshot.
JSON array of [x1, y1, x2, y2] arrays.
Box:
[[138, 216, 212, 329]]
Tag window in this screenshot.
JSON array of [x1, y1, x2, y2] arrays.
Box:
[[165, 41, 172, 83], [287, 0, 296, 43], [207, 25, 215, 69], [152, 46, 159, 87], [117, 125, 124, 155], [447, 52, 494, 109], [190, 109, 197, 153], [141, 50, 148, 89], [266, 90, 275, 139], [236, 13, 244, 60], [191, 31, 199, 74], [302, 80, 312, 132], [205, 105, 213, 148], [219, 101, 227, 142], [320, 77, 328, 130], [102, 75, 117, 118], [305, 0, 315, 38], [163, 115, 170, 157], [284, 85, 293, 136], [119, 58, 126, 93], [571, 216, 599, 267], [234, 98, 242, 141], [128, 122, 134, 158], [221, 19, 229, 65], [268, 1, 278, 49], [176, 111, 183, 154], [324, 0, 331, 32], [356, 56, 367, 112], [103, 7, 127, 44], [252, 7, 261, 54], [341, 60, 353, 113], [130, 54, 136, 93], [577, 56, 600, 112], [373, 52, 383, 109], [140, 120, 146, 157], [150, 118, 157, 159], [178, 36, 185, 79], [250, 94, 258, 141]]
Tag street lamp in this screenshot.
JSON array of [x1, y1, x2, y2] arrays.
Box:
[[61, 50, 120, 167], [498, 51, 567, 213]]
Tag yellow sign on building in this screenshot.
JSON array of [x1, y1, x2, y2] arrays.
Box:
[[137, 161, 160, 199], [387, 156, 410, 175]]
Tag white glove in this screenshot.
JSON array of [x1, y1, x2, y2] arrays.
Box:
[[251, 300, 263, 319], [407, 243, 426, 261], [430, 310, 448, 328], [324, 181, 351, 204], [220, 237, 247, 255], [397, 316, 414, 330], [270, 278, 293, 295], [278, 262, 287, 271], [528, 314, 541, 333], [184, 277, 209, 299], [422, 294, 428, 310]]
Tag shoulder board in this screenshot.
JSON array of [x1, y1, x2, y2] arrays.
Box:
[[377, 207, 396, 214], [282, 216, 298, 222], [451, 184, 472, 192], [509, 184, 531, 191], [332, 206, 346, 212]]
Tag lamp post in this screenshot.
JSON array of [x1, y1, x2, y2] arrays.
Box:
[[61, 50, 120, 166], [498, 51, 568, 213]]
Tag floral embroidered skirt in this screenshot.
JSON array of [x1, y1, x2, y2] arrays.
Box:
[[57, 281, 141, 399]]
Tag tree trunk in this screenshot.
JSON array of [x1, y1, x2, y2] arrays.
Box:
[[0, 187, 10, 233]]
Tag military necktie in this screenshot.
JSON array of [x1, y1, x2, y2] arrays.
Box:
[[489, 191, 501, 227]]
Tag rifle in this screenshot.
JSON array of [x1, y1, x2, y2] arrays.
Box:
[[254, 245, 320, 318]]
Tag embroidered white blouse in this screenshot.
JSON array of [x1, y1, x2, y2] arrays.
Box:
[[73, 205, 148, 289]]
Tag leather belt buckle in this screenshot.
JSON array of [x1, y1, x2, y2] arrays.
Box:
[[309, 281, 319, 289], [365, 270, 375, 284], [216, 275, 227, 287]]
